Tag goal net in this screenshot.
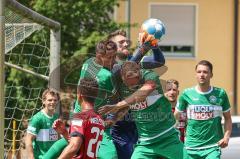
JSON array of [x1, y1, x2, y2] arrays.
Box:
[[2, 1, 60, 158]]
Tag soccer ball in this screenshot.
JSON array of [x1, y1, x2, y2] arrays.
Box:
[[141, 18, 165, 41]]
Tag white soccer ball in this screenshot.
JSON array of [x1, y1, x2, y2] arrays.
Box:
[[141, 18, 165, 40]]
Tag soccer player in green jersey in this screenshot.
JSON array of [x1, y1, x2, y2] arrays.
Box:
[[26, 88, 60, 159], [174, 60, 232, 159], [99, 61, 185, 159], [74, 39, 118, 113]]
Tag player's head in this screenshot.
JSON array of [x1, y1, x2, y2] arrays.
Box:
[[77, 78, 98, 104], [121, 61, 141, 88], [195, 60, 213, 86], [42, 88, 60, 113], [107, 29, 131, 57], [96, 39, 117, 70], [165, 79, 179, 103]]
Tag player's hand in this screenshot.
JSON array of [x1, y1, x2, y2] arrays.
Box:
[[98, 105, 118, 115], [53, 119, 67, 135], [138, 32, 158, 47], [218, 137, 230, 148], [104, 119, 115, 128], [179, 112, 187, 121]]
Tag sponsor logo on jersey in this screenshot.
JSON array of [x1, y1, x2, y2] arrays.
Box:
[[49, 128, 58, 141], [188, 105, 222, 120], [130, 101, 147, 110], [37, 128, 58, 141]]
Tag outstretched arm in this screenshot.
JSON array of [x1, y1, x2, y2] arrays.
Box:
[[140, 47, 165, 69], [117, 80, 156, 107], [130, 32, 165, 69]]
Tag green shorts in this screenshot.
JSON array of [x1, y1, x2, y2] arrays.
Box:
[[97, 131, 118, 159], [186, 146, 221, 159], [131, 132, 186, 159]]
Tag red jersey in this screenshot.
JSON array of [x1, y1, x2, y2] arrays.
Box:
[[69, 110, 105, 159]]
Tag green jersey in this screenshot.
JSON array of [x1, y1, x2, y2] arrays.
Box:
[[119, 69, 176, 145], [176, 86, 231, 149], [74, 57, 117, 113], [27, 111, 59, 159]]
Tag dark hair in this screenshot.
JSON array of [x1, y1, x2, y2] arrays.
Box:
[[96, 39, 117, 55], [42, 88, 60, 101], [121, 61, 140, 78], [166, 79, 179, 89], [195, 60, 213, 73], [107, 29, 127, 40], [77, 78, 98, 103]]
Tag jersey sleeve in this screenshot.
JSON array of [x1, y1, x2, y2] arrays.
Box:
[[140, 48, 165, 69], [27, 115, 41, 136], [221, 89, 231, 112], [70, 119, 85, 139], [142, 70, 164, 94], [97, 71, 116, 95], [176, 91, 188, 112]]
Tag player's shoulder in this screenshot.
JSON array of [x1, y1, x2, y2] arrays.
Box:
[[141, 69, 157, 75], [212, 86, 225, 92], [96, 69, 113, 86], [141, 69, 159, 80], [82, 57, 97, 69], [28, 111, 45, 125], [182, 86, 195, 94], [73, 111, 104, 127], [83, 57, 94, 64], [212, 86, 228, 96], [73, 110, 96, 120], [97, 67, 112, 78], [31, 111, 44, 120]]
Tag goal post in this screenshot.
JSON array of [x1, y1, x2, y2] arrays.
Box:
[[5, 0, 61, 89], [0, 0, 6, 158], [1, 0, 61, 158]]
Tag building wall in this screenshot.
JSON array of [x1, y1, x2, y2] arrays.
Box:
[[115, 0, 239, 114], [237, 0, 240, 115]]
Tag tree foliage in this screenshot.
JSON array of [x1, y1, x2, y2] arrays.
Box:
[[18, 0, 121, 58]]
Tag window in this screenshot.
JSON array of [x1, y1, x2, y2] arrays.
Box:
[[231, 122, 240, 137], [150, 3, 197, 58]]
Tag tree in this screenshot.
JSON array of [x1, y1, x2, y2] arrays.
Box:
[[18, 0, 121, 58], [17, 0, 123, 89]]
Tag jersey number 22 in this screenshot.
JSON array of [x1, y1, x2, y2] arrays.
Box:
[[87, 127, 104, 158]]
